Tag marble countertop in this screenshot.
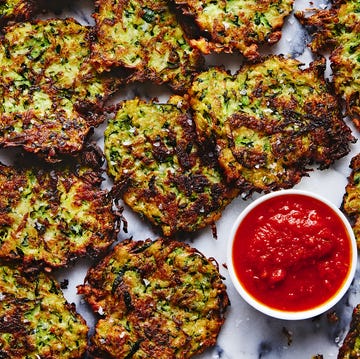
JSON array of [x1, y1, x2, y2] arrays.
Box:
[[6, 0, 360, 358]]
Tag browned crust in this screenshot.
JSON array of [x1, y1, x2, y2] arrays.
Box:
[[91, 0, 204, 93], [173, 0, 293, 58], [341, 153, 360, 248], [0, 18, 117, 161], [105, 98, 238, 236], [0, 145, 122, 270], [296, 0, 360, 129], [0, 0, 38, 27], [79, 238, 229, 359], [338, 304, 360, 358], [0, 263, 89, 358], [188, 56, 354, 194]]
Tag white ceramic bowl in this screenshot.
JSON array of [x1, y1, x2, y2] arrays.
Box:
[[227, 189, 358, 320]]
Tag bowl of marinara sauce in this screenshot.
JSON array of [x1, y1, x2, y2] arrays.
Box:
[[227, 189, 357, 320]]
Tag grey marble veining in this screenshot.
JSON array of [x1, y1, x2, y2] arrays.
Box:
[[11, 0, 360, 358]]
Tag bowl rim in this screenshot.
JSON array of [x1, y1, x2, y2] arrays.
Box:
[[226, 189, 358, 320]]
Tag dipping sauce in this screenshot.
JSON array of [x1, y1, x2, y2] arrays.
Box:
[[232, 193, 353, 312]]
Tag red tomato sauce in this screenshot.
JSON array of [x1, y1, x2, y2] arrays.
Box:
[[232, 194, 352, 312]]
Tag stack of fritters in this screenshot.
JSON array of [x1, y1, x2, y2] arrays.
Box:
[[188, 55, 354, 193], [0, 18, 116, 161], [78, 238, 229, 359], [173, 0, 294, 59], [91, 0, 204, 93], [342, 153, 360, 248], [0, 148, 120, 270], [104, 97, 238, 237], [296, 0, 360, 129], [0, 263, 88, 358]]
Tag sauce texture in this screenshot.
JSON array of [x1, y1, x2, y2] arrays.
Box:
[[232, 194, 352, 312]]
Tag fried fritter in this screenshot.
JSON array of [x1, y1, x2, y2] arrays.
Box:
[[91, 0, 204, 93], [0, 18, 116, 161], [296, 0, 360, 129], [338, 304, 360, 358], [342, 153, 360, 248], [78, 238, 229, 359], [0, 0, 36, 27], [0, 263, 88, 358], [0, 149, 119, 269], [104, 97, 238, 236], [188, 55, 354, 193], [173, 0, 293, 59]]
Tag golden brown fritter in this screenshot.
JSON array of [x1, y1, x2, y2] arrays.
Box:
[[78, 238, 229, 359], [188, 55, 354, 193], [0, 147, 120, 270], [0, 0, 36, 27], [296, 0, 360, 129], [173, 0, 293, 59], [0, 18, 116, 161], [342, 153, 360, 248], [91, 0, 204, 93], [0, 263, 88, 358], [104, 97, 238, 237], [338, 304, 360, 358]]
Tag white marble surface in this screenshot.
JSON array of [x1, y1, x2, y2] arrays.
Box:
[[7, 0, 360, 358]]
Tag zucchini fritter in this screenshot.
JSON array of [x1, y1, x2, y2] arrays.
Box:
[[338, 304, 360, 358], [78, 238, 229, 359], [0, 18, 116, 161], [188, 55, 354, 193], [342, 153, 360, 248], [0, 263, 88, 358], [173, 0, 293, 59], [296, 0, 360, 129], [0, 153, 119, 269], [91, 0, 204, 93], [104, 97, 238, 236], [0, 0, 36, 26]]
